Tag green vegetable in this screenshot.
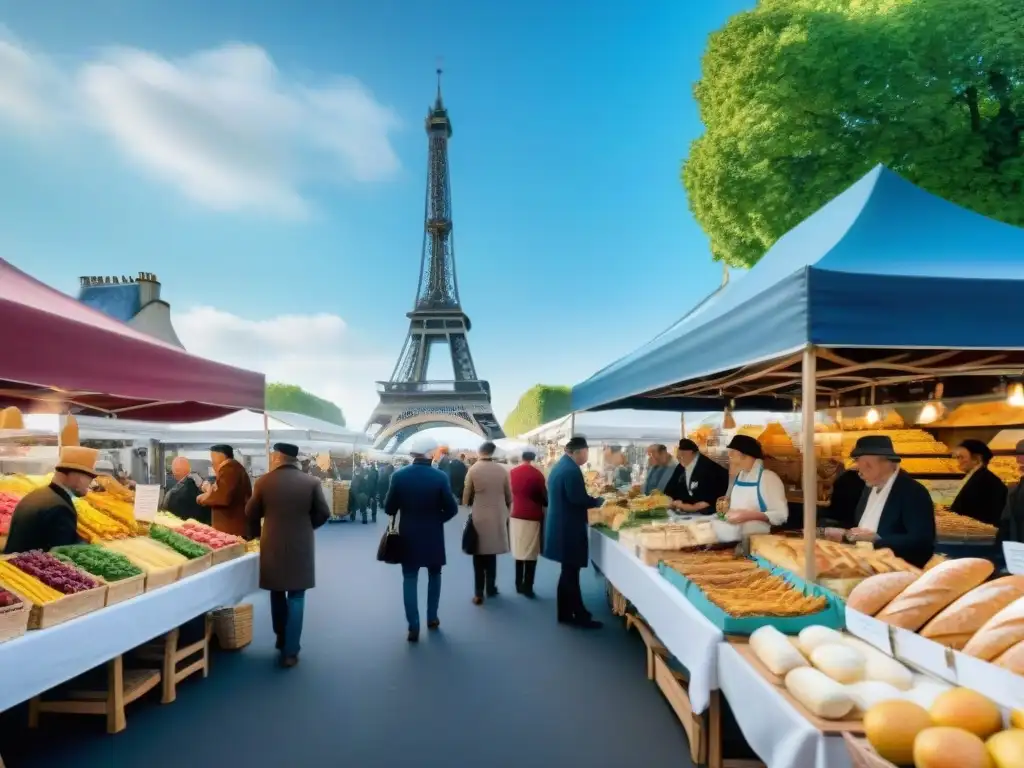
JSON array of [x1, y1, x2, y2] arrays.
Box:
[[149, 525, 210, 559], [51, 544, 143, 581]]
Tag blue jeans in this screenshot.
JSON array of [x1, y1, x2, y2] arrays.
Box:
[[270, 590, 306, 657], [402, 565, 441, 631]]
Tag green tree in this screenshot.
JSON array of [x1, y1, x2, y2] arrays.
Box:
[[684, 0, 1024, 268], [265, 383, 346, 426], [503, 385, 572, 437]]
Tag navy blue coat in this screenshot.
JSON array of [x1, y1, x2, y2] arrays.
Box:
[[543, 454, 603, 568], [384, 459, 459, 568]]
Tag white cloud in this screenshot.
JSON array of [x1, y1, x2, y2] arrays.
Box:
[[0, 30, 401, 215], [173, 306, 394, 426]]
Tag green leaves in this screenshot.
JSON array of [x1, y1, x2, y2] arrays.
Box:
[[265, 383, 345, 427], [502, 385, 572, 438], [685, 0, 1024, 268]]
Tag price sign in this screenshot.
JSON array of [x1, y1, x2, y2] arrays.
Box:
[[1004, 541, 1024, 575], [954, 652, 1024, 710], [893, 627, 957, 682], [844, 608, 893, 655], [132, 484, 162, 523]]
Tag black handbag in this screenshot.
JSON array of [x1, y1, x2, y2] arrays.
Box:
[[376, 516, 403, 564], [461, 514, 478, 555]]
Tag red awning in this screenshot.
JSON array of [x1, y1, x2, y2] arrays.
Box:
[[0, 260, 265, 421]]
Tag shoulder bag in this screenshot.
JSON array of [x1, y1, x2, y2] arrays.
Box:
[[376, 515, 403, 564], [461, 513, 478, 555]]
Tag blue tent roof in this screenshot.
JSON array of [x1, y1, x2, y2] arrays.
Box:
[[573, 165, 1024, 413]]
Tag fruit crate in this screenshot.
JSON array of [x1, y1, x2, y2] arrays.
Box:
[[842, 734, 894, 768], [178, 552, 212, 580], [100, 572, 146, 607], [209, 541, 245, 567], [143, 566, 179, 592], [0, 587, 30, 644], [0, 555, 109, 630]]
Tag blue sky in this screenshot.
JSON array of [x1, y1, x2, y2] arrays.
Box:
[[0, 0, 751, 440]]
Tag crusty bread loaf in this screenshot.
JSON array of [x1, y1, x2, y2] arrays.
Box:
[[961, 595, 1024, 661], [993, 639, 1024, 675], [846, 571, 920, 616], [874, 558, 994, 631], [920, 576, 1024, 649]]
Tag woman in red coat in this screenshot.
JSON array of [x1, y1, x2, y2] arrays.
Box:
[[509, 448, 548, 597]]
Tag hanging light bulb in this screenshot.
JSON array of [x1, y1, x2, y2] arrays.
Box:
[[866, 407, 880, 425], [722, 404, 736, 430], [918, 383, 945, 424], [835, 409, 843, 424], [1009, 382, 1024, 407]]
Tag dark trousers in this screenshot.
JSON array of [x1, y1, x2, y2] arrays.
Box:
[[557, 564, 587, 621], [472, 554, 497, 596], [270, 589, 306, 657], [514, 560, 537, 592]]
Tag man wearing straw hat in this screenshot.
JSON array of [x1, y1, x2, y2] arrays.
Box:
[[3, 446, 98, 554]]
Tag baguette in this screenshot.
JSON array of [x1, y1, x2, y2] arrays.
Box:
[[920, 576, 1024, 649], [961, 595, 1024, 661], [993, 639, 1024, 675], [846, 571, 920, 616], [874, 558, 993, 631]]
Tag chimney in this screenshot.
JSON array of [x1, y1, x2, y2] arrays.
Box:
[[136, 271, 161, 307]]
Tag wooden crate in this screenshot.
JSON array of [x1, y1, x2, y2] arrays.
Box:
[[0, 556, 108, 629], [210, 541, 245, 566], [144, 566, 179, 592], [102, 572, 146, 606], [178, 552, 212, 579], [0, 589, 30, 644]]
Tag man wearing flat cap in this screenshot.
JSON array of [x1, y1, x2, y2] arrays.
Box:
[[998, 439, 1024, 544], [819, 435, 935, 568], [246, 442, 330, 667], [198, 444, 252, 538], [544, 436, 604, 629], [950, 439, 1007, 526], [665, 438, 730, 515]]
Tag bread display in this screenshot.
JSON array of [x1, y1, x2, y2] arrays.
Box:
[[845, 680, 905, 713], [796, 625, 844, 655], [920, 575, 1024, 649], [960, 595, 1024, 661], [751, 534, 920, 580], [992, 639, 1024, 675], [839, 635, 914, 690], [874, 558, 994, 631], [809, 643, 866, 684], [783, 666, 855, 720], [661, 551, 829, 618], [847, 571, 920, 615], [749, 625, 808, 676], [934, 506, 999, 540]]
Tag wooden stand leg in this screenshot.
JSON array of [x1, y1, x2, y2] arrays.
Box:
[[202, 614, 212, 679], [708, 690, 723, 768], [105, 655, 127, 735], [27, 697, 40, 728], [161, 629, 180, 704]]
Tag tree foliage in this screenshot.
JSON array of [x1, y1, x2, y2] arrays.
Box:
[[265, 383, 346, 427], [502, 385, 572, 438], [684, 0, 1024, 268]]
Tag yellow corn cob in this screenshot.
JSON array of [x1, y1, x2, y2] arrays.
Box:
[[74, 497, 133, 541], [86, 491, 138, 531], [91, 475, 135, 502], [0, 561, 63, 604], [153, 511, 184, 528], [0, 474, 37, 496], [102, 538, 186, 570]]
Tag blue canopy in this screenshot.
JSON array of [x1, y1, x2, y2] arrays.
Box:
[[573, 165, 1024, 413]]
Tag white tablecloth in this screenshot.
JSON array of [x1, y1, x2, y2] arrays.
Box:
[[0, 554, 259, 712], [717, 644, 851, 768], [590, 529, 722, 712]]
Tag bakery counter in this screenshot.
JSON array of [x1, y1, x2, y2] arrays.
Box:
[[717, 643, 852, 768], [590, 528, 723, 713]]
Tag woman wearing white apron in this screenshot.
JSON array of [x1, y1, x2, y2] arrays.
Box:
[[714, 434, 789, 541]]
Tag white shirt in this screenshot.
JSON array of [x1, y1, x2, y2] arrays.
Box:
[[858, 469, 899, 533], [729, 460, 789, 530], [682, 455, 698, 488]]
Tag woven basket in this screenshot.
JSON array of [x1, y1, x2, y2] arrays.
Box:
[[842, 734, 895, 768], [333, 485, 349, 515], [211, 603, 254, 650]]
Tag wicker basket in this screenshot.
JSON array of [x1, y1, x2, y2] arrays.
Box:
[[211, 603, 254, 650], [842, 734, 895, 768]]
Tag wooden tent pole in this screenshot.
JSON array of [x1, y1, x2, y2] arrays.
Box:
[[801, 346, 818, 582]]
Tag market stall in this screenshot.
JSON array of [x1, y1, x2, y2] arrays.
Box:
[[571, 166, 1024, 768]]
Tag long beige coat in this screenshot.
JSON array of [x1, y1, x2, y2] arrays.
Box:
[[463, 459, 512, 556]]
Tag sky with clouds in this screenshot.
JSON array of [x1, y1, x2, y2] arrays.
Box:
[[0, 0, 751, 443]]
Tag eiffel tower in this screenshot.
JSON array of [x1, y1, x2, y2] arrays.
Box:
[[365, 70, 504, 450]]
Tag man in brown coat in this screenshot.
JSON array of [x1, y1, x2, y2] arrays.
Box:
[[197, 444, 252, 538], [463, 441, 512, 604], [246, 442, 330, 668]]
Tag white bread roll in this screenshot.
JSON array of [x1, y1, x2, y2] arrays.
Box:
[[797, 625, 844, 655], [839, 635, 914, 690], [750, 625, 808, 676], [844, 680, 904, 712], [810, 643, 866, 683], [920, 575, 1024, 649], [847, 571, 920, 616], [902, 674, 953, 709], [993, 639, 1024, 675], [784, 666, 855, 719], [962, 595, 1024, 661], [875, 558, 994, 631]]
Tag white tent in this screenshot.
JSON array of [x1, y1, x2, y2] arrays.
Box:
[[517, 410, 689, 446], [163, 410, 370, 450]]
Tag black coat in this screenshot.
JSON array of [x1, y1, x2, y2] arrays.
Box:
[[164, 477, 209, 525], [827, 468, 867, 529], [377, 465, 394, 497], [448, 459, 468, 499], [854, 470, 936, 568], [664, 455, 729, 510], [999, 484, 1024, 544], [950, 466, 1008, 526], [3, 483, 81, 554], [384, 459, 459, 568]]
